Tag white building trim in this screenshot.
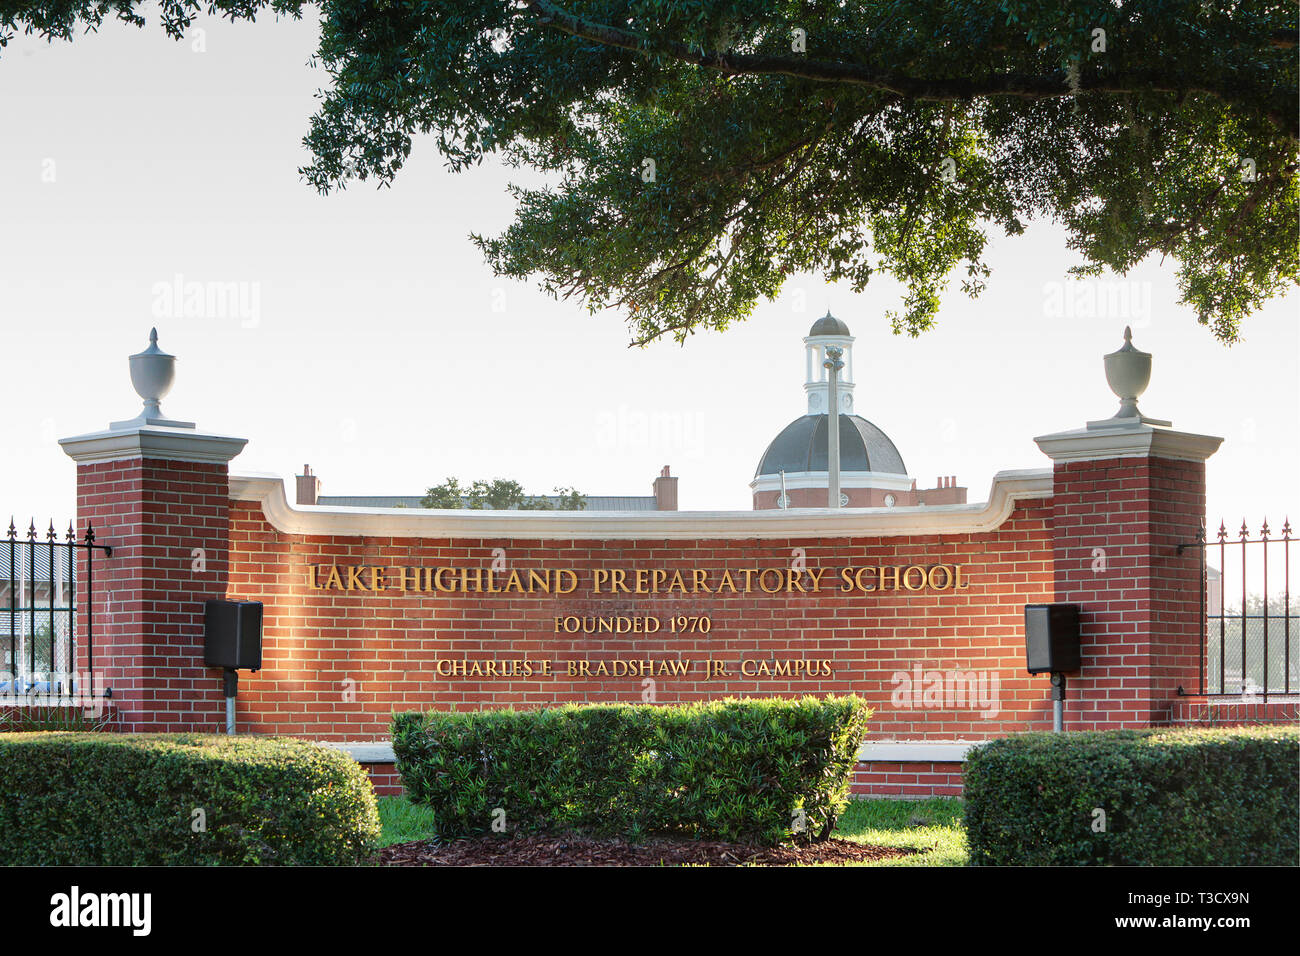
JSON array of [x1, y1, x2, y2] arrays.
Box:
[[228, 468, 1052, 541], [750, 470, 916, 494]]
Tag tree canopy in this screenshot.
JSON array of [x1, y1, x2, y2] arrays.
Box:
[[5, 1, 1296, 344], [420, 477, 587, 510]]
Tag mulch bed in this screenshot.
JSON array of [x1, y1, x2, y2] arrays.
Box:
[[380, 833, 915, 867]]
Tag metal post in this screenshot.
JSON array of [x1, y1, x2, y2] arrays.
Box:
[[824, 346, 844, 509], [1050, 673, 1066, 732], [223, 668, 237, 735]]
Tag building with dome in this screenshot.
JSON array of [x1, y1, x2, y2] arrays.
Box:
[[751, 312, 967, 509]]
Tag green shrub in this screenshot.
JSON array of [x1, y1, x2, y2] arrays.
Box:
[[392, 696, 871, 845], [964, 726, 1299, 865], [0, 733, 380, 865]]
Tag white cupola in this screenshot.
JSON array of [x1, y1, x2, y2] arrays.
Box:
[[803, 311, 855, 415]]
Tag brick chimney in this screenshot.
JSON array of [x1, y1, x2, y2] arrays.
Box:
[[296, 464, 320, 506], [652, 465, 678, 511]]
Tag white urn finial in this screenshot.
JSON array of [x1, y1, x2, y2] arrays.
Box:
[[130, 327, 175, 419], [110, 329, 195, 430], [1089, 326, 1171, 429]]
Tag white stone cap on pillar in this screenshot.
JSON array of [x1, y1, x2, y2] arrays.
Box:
[[60, 423, 247, 465], [1034, 420, 1222, 464], [58, 328, 247, 465]]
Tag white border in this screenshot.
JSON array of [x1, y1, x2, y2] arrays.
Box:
[[228, 469, 1052, 541]]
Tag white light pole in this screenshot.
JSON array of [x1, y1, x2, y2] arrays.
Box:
[[824, 345, 844, 509]]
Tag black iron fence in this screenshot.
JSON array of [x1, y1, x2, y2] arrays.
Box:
[[1183, 518, 1296, 700], [1, 519, 112, 701]]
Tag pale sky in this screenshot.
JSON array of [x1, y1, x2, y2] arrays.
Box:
[[1, 12, 1296, 585]]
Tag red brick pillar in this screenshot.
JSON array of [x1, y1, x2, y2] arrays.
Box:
[[60, 423, 246, 732], [1035, 425, 1221, 729]]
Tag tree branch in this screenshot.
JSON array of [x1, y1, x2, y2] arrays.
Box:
[[525, 0, 1296, 138]]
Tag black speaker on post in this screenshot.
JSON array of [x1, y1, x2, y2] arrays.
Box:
[[204, 599, 263, 671], [1024, 603, 1081, 674]]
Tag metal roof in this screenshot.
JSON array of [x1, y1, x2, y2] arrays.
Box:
[[755, 414, 907, 478], [809, 311, 851, 337], [0, 546, 76, 584], [315, 495, 658, 512]]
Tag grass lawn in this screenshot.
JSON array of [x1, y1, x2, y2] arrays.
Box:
[[377, 795, 967, 866], [832, 797, 967, 866]]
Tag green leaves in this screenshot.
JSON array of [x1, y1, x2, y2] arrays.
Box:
[[419, 476, 588, 509], [6, 1, 1295, 342], [0, 733, 381, 864], [391, 696, 873, 845], [964, 726, 1300, 865]]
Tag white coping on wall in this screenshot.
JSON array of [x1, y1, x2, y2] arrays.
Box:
[[317, 741, 986, 765], [319, 742, 397, 764], [229, 468, 1052, 541], [856, 742, 983, 763]]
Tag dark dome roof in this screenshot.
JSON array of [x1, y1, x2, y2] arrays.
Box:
[[755, 414, 907, 478], [809, 312, 850, 337]]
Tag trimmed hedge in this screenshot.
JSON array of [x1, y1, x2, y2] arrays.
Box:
[[964, 727, 1299, 866], [392, 697, 871, 845], [0, 733, 380, 865]]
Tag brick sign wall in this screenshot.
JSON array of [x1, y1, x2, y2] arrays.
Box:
[[225, 495, 1056, 745]]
